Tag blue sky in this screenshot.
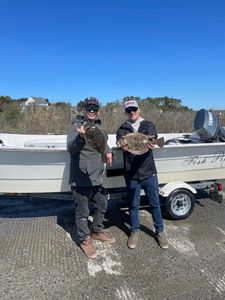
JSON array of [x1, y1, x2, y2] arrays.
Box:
[[0, 0, 225, 110]]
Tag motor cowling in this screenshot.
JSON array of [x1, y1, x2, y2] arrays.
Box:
[[194, 109, 225, 142]]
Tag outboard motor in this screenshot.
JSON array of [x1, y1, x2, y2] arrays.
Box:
[[194, 109, 225, 142]]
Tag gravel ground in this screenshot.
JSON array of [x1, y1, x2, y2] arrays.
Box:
[[0, 191, 225, 300]]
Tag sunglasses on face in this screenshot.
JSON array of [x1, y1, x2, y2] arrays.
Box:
[[125, 107, 138, 114], [85, 105, 99, 112]]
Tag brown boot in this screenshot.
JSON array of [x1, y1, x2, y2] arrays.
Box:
[[155, 232, 169, 250], [127, 232, 139, 249], [91, 231, 115, 244], [80, 238, 97, 259]]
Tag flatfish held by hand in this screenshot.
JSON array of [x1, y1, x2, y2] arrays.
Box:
[[84, 122, 108, 162], [117, 132, 164, 155]]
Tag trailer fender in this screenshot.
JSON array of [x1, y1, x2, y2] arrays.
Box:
[[159, 181, 197, 198]]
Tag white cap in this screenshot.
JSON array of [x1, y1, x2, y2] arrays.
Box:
[[124, 100, 139, 109]]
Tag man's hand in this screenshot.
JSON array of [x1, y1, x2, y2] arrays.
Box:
[[75, 124, 86, 139], [147, 143, 156, 150], [106, 152, 113, 167]]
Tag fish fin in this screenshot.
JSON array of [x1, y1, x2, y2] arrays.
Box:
[[128, 149, 149, 155], [102, 153, 108, 163], [156, 137, 165, 148]]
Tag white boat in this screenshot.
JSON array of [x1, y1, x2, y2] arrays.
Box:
[[1, 132, 225, 194]]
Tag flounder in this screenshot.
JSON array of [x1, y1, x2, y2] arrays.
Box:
[[84, 122, 108, 162], [117, 132, 164, 155]]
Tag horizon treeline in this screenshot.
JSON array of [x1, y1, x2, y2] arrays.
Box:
[[0, 95, 224, 134]]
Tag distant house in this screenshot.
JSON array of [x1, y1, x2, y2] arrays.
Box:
[[26, 97, 49, 107], [20, 97, 49, 111]]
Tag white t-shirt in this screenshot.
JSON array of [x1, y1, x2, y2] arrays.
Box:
[[128, 117, 144, 132]]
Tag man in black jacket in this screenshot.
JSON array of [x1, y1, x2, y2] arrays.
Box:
[[116, 100, 168, 250], [67, 97, 115, 259]]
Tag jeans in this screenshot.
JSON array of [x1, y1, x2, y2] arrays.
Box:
[[126, 175, 164, 234], [72, 185, 107, 243]]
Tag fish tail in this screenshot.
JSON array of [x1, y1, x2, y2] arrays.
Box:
[[157, 137, 165, 148], [102, 153, 108, 163]]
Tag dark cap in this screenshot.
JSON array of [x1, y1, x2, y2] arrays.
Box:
[[83, 97, 100, 107]]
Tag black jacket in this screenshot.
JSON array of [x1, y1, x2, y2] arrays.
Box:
[[116, 119, 158, 180]]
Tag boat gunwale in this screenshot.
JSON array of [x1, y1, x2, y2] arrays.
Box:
[[1, 141, 225, 152]]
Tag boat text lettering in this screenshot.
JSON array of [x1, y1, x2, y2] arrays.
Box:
[[182, 151, 225, 168]]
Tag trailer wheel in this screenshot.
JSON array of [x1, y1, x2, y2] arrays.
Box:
[[163, 188, 195, 220]]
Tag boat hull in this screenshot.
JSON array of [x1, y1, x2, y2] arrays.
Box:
[[1, 134, 225, 193]]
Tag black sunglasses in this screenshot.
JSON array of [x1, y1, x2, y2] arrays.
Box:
[[125, 107, 138, 114], [85, 105, 99, 112]]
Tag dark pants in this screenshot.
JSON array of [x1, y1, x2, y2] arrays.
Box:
[[126, 175, 164, 234], [72, 185, 107, 243]]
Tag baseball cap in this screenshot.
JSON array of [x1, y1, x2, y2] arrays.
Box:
[[124, 100, 139, 109], [83, 97, 100, 107]]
